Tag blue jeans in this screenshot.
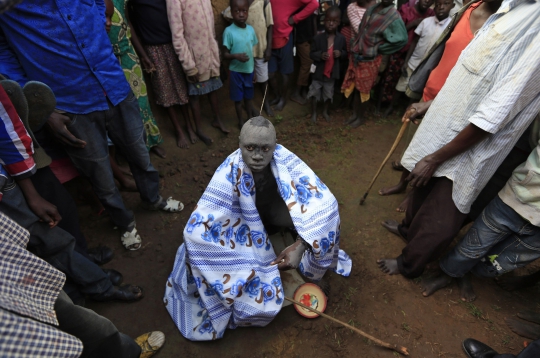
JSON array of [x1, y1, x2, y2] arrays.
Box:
[[440, 196, 540, 278], [0, 183, 112, 298], [64, 92, 160, 230]]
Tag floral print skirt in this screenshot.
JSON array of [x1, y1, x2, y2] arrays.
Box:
[[144, 43, 189, 107], [117, 49, 163, 149]]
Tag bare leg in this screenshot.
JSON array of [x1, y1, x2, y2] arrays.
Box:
[[166, 106, 189, 149], [274, 74, 289, 112], [345, 91, 360, 124], [180, 104, 198, 144], [208, 90, 229, 134], [290, 85, 307, 105], [383, 90, 403, 117], [379, 170, 409, 196], [245, 98, 256, 120], [348, 99, 365, 128], [235, 101, 244, 129], [323, 100, 331, 122], [396, 190, 413, 213], [268, 72, 280, 105], [258, 82, 274, 117], [189, 95, 213, 145], [310, 97, 317, 123], [109, 146, 137, 192]]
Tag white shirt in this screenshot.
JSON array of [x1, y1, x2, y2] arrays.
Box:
[[408, 15, 452, 71], [401, 0, 540, 214]]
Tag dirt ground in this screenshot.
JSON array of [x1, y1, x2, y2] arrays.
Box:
[[75, 88, 540, 358]]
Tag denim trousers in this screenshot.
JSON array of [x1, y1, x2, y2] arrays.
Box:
[[495, 338, 540, 358], [440, 195, 540, 278], [0, 183, 112, 298], [55, 291, 141, 358], [63, 92, 160, 230]]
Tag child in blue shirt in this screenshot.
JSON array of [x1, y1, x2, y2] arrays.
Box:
[[223, 0, 258, 128]]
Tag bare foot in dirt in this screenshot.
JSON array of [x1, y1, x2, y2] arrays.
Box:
[[176, 131, 190, 149], [345, 113, 357, 125], [187, 127, 199, 144], [377, 259, 400, 275], [118, 177, 138, 192], [396, 195, 410, 213], [212, 120, 230, 134], [273, 97, 286, 112], [379, 182, 407, 196], [263, 102, 274, 117], [323, 110, 331, 122], [150, 145, 167, 158], [421, 274, 452, 297], [311, 112, 317, 123], [196, 130, 213, 146], [348, 117, 365, 128], [457, 275, 476, 302], [380, 220, 406, 243], [238, 120, 245, 129], [506, 317, 540, 340], [290, 93, 307, 105]]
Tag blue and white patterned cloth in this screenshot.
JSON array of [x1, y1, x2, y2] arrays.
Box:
[[165, 145, 352, 341]]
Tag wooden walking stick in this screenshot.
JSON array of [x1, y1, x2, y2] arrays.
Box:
[[285, 296, 409, 356], [359, 120, 410, 205]]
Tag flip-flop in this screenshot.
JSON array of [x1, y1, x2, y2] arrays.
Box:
[[135, 331, 166, 358], [1, 80, 29, 124], [23, 81, 56, 132]]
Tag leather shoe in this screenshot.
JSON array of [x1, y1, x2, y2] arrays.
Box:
[[87, 246, 114, 266], [462, 338, 498, 358], [102, 268, 123, 286]]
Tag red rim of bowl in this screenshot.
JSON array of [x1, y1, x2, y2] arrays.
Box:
[[292, 283, 327, 319]]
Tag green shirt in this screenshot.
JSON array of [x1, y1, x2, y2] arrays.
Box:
[[223, 23, 258, 74]]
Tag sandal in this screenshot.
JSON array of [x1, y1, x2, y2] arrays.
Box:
[[391, 160, 405, 171], [91, 284, 144, 302], [121, 228, 142, 250], [23, 81, 56, 132], [135, 331, 166, 358]]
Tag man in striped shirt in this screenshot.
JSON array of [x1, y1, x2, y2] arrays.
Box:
[[377, 0, 540, 279]]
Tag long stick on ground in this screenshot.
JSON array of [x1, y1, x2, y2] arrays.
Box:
[[359, 120, 410, 205], [285, 296, 409, 356]]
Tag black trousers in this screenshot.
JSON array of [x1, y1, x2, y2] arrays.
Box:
[[496, 339, 540, 358], [55, 291, 141, 358]]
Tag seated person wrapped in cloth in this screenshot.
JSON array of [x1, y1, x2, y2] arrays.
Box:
[[165, 116, 352, 341]]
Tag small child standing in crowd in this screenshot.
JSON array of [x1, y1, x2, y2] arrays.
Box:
[[307, 6, 347, 123], [223, 0, 259, 128]]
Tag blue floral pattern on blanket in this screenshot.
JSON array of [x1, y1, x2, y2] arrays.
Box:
[[165, 145, 352, 341]]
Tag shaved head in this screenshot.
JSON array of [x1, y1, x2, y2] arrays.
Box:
[[239, 117, 277, 172]]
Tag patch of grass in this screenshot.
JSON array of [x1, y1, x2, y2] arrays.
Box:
[[464, 302, 484, 319], [491, 305, 502, 311], [401, 323, 411, 332], [275, 114, 283, 124]]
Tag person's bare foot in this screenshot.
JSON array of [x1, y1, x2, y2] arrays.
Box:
[[380, 219, 407, 243], [505, 317, 540, 340], [457, 275, 476, 302], [323, 110, 331, 122], [495, 274, 540, 291], [421, 274, 453, 297], [187, 127, 199, 144], [274, 97, 286, 112], [270, 96, 280, 106], [175, 131, 190, 149], [396, 193, 412, 213], [150, 145, 167, 158], [238, 120, 245, 129], [311, 112, 317, 123], [379, 182, 407, 196], [118, 177, 138, 192], [263, 102, 274, 117], [377, 259, 400, 275], [290, 93, 307, 105], [348, 117, 365, 128], [344, 113, 357, 125], [212, 120, 230, 134], [196, 130, 213, 146], [383, 105, 394, 118], [517, 311, 540, 325]]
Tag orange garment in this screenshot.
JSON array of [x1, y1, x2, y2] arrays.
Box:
[[422, 2, 481, 102]]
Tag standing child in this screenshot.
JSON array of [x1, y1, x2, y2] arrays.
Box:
[[166, 0, 229, 141], [223, 0, 259, 128], [126, 0, 199, 148], [307, 6, 347, 122]]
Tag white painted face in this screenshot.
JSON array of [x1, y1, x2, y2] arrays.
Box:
[[239, 117, 277, 172]]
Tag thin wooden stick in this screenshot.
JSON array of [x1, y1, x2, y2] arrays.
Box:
[[259, 83, 268, 116], [285, 296, 409, 356], [359, 120, 410, 205]]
